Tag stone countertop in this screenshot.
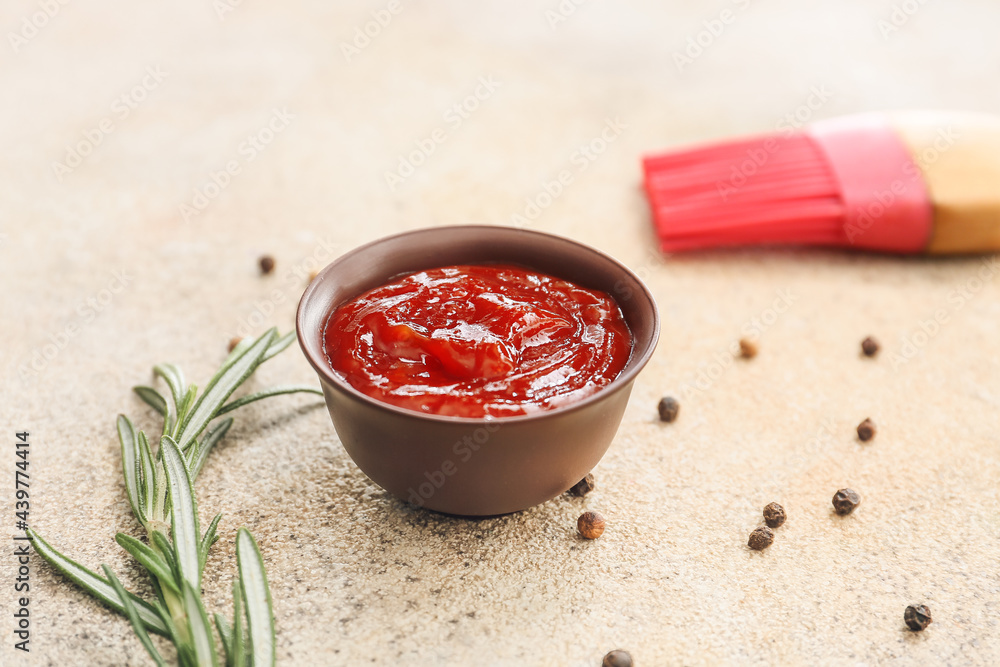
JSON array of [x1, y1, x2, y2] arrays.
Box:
[[2, 1, 999, 665]]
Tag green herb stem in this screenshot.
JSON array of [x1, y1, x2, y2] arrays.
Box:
[[29, 328, 317, 665]]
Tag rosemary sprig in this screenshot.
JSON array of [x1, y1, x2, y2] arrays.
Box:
[[28, 327, 322, 666]]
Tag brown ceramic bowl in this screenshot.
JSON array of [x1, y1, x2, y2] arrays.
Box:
[[296, 226, 659, 516]]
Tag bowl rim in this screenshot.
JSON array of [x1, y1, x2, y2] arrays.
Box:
[[296, 225, 660, 425]]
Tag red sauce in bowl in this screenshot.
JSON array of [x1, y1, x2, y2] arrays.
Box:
[[322, 264, 632, 418]]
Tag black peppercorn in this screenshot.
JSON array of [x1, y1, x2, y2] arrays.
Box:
[[568, 474, 596, 498], [861, 336, 880, 357], [259, 255, 275, 275], [747, 526, 774, 550], [738, 338, 758, 359], [602, 650, 633, 667], [857, 418, 876, 442], [577, 511, 605, 540], [904, 604, 932, 631], [763, 502, 786, 528], [657, 396, 680, 422], [832, 488, 861, 515]]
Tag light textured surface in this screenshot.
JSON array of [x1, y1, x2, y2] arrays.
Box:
[[3, 1, 1000, 665]]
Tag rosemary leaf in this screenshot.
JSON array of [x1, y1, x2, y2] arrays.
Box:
[[151, 531, 178, 578], [115, 533, 180, 596], [175, 329, 277, 450], [175, 386, 198, 439], [161, 435, 201, 589], [261, 330, 296, 362], [28, 528, 169, 635], [223, 335, 255, 367], [199, 513, 223, 574], [226, 327, 292, 365], [153, 454, 169, 522], [221, 328, 289, 369], [229, 578, 246, 667], [153, 363, 187, 411], [134, 386, 169, 418], [103, 565, 168, 667], [182, 580, 220, 667], [237, 528, 275, 667], [217, 328, 274, 380], [214, 613, 233, 663], [216, 386, 323, 417], [117, 415, 144, 525], [137, 431, 157, 522], [188, 417, 233, 482]]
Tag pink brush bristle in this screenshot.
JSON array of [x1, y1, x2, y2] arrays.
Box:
[[643, 132, 850, 252]]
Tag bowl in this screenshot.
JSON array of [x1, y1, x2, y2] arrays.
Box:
[[296, 225, 659, 515]]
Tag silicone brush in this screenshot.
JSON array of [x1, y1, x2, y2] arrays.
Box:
[[642, 111, 1000, 254]]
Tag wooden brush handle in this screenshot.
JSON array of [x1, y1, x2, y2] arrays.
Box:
[[890, 111, 1000, 254]]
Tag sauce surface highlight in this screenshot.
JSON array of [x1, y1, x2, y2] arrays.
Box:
[[323, 264, 632, 418]]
